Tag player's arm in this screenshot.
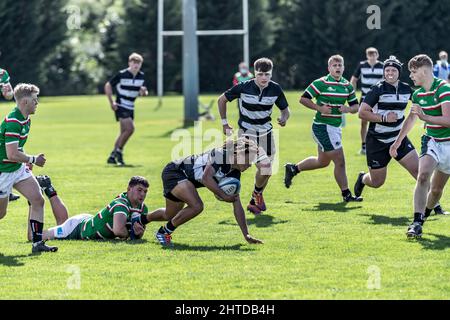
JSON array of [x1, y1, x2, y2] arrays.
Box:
[[276, 90, 290, 126], [340, 85, 359, 114], [5, 143, 45, 167], [113, 213, 129, 239], [412, 101, 450, 127], [300, 92, 331, 114], [350, 76, 358, 90], [104, 82, 117, 111], [232, 198, 263, 244], [1, 83, 13, 100], [390, 107, 418, 157], [201, 164, 237, 203]]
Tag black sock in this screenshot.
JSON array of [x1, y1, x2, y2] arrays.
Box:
[[163, 220, 177, 234], [414, 212, 425, 225], [362, 143, 366, 149], [254, 185, 264, 193], [110, 150, 116, 157], [30, 219, 44, 243], [293, 165, 300, 174], [424, 207, 433, 218], [341, 189, 351, 197]]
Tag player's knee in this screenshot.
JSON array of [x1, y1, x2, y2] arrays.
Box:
[[417, 172, 431, 185], [371, 177, 385, 188], [430, 187, 443, 198], [29, 194, 45, 208], [191, 201, 204, 214]]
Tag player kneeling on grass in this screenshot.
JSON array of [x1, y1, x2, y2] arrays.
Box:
[[43, 176, 164, 241], [155, 137, 264, 246]]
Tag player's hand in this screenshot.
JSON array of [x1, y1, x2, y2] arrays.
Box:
[[277, 117, 287, 127], [132, 222, 146, 237], [338, 105, 349, 114], [220, 193, 239, 203], [319, 105, 332, 114], [110, 102, 118, 111], [35, 154, 46, 167], [26, 163, 34, 171], [139, 86, 148, 96], [245, 234, 263, 244], [389, 141, 400, 158], [222, 124, 233, 136], [385, 112, 398, 123], [411, 104, 426, 120]]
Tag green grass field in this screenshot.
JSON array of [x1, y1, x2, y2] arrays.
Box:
[[0, 92, 449, 300]]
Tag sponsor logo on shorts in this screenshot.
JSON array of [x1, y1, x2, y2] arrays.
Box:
[[57, 227, 63, 236], [0, 190, 5, 195]]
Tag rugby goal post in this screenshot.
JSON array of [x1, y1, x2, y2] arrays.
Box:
[[157, 0, 249, 126]]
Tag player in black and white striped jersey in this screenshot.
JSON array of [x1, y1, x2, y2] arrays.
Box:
[[351, 48, 384, 155], [354, 56, 447, 216], [105, 53, 148, 166], [218, 58, 290, 215]]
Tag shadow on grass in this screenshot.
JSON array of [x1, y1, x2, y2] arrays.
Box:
[[361, 214, 410, 226], [415, 233, 450, 251], [158, 125, 191, 138], [309, 202, 362, 213], [106, 164, 143, 168], [97, 239, 149, 245], [163, 243, 255, 252], [0, 253, 31, 267], [219, 214, 288, 228]]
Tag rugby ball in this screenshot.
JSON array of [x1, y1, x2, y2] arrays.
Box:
[[216, 177, 241, 200]]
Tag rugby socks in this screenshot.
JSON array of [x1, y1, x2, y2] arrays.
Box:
[[413, 212, 425, 225], [424, 207, 433, 219], [159, 220, 177, 235], [254, 185, 264, 193], [341, 189, 352, 198], [293, 165, 300, 174], [30, 219, 44, 243], [362, 143, 366, 150]]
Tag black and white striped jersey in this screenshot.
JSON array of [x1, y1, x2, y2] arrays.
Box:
[[363, 80, 413, 144], [174, 148, 241, 189], [353, 61, 384, 99], [109, 69, 146, 110], [224, 80, 289, 133]]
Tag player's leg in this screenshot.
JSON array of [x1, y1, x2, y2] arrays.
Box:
[[43, 214, 92, 241], [360, 119, 368, 155], [155, 181, 202, 246], [0, 197, 9, 220], [406, 155, 437, 238], [426, 170, 450, 213], [284, 146, 332, 189], [14, 175, 57, 252], [362, 167, 387, 188], [114, 117, 134, 165], [0, 171, 15, 219], [36, 175, 68, 224], [248, 133, 274, 214], [328, 148, 362, 202]]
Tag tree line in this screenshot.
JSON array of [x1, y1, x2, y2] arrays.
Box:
[[1, 0, 449, 96]]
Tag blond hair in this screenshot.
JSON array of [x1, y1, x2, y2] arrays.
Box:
[[328, 55, 344, 66], [408, 54, 433, 71], [129, 52, 144, 63], [14, 83, 40, 102], [366, 47, 379, 55]]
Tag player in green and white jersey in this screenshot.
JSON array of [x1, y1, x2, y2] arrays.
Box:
[[43, 176, 165, 241], [390, 54, 450, 238], [1, 67, 21, 202], [284, 55, 362, 202], [0, 84, 58, 253]]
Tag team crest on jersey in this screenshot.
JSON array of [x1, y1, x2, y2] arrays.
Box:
[[419, 99, 427, 105], [327, 87, 337, 92]]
